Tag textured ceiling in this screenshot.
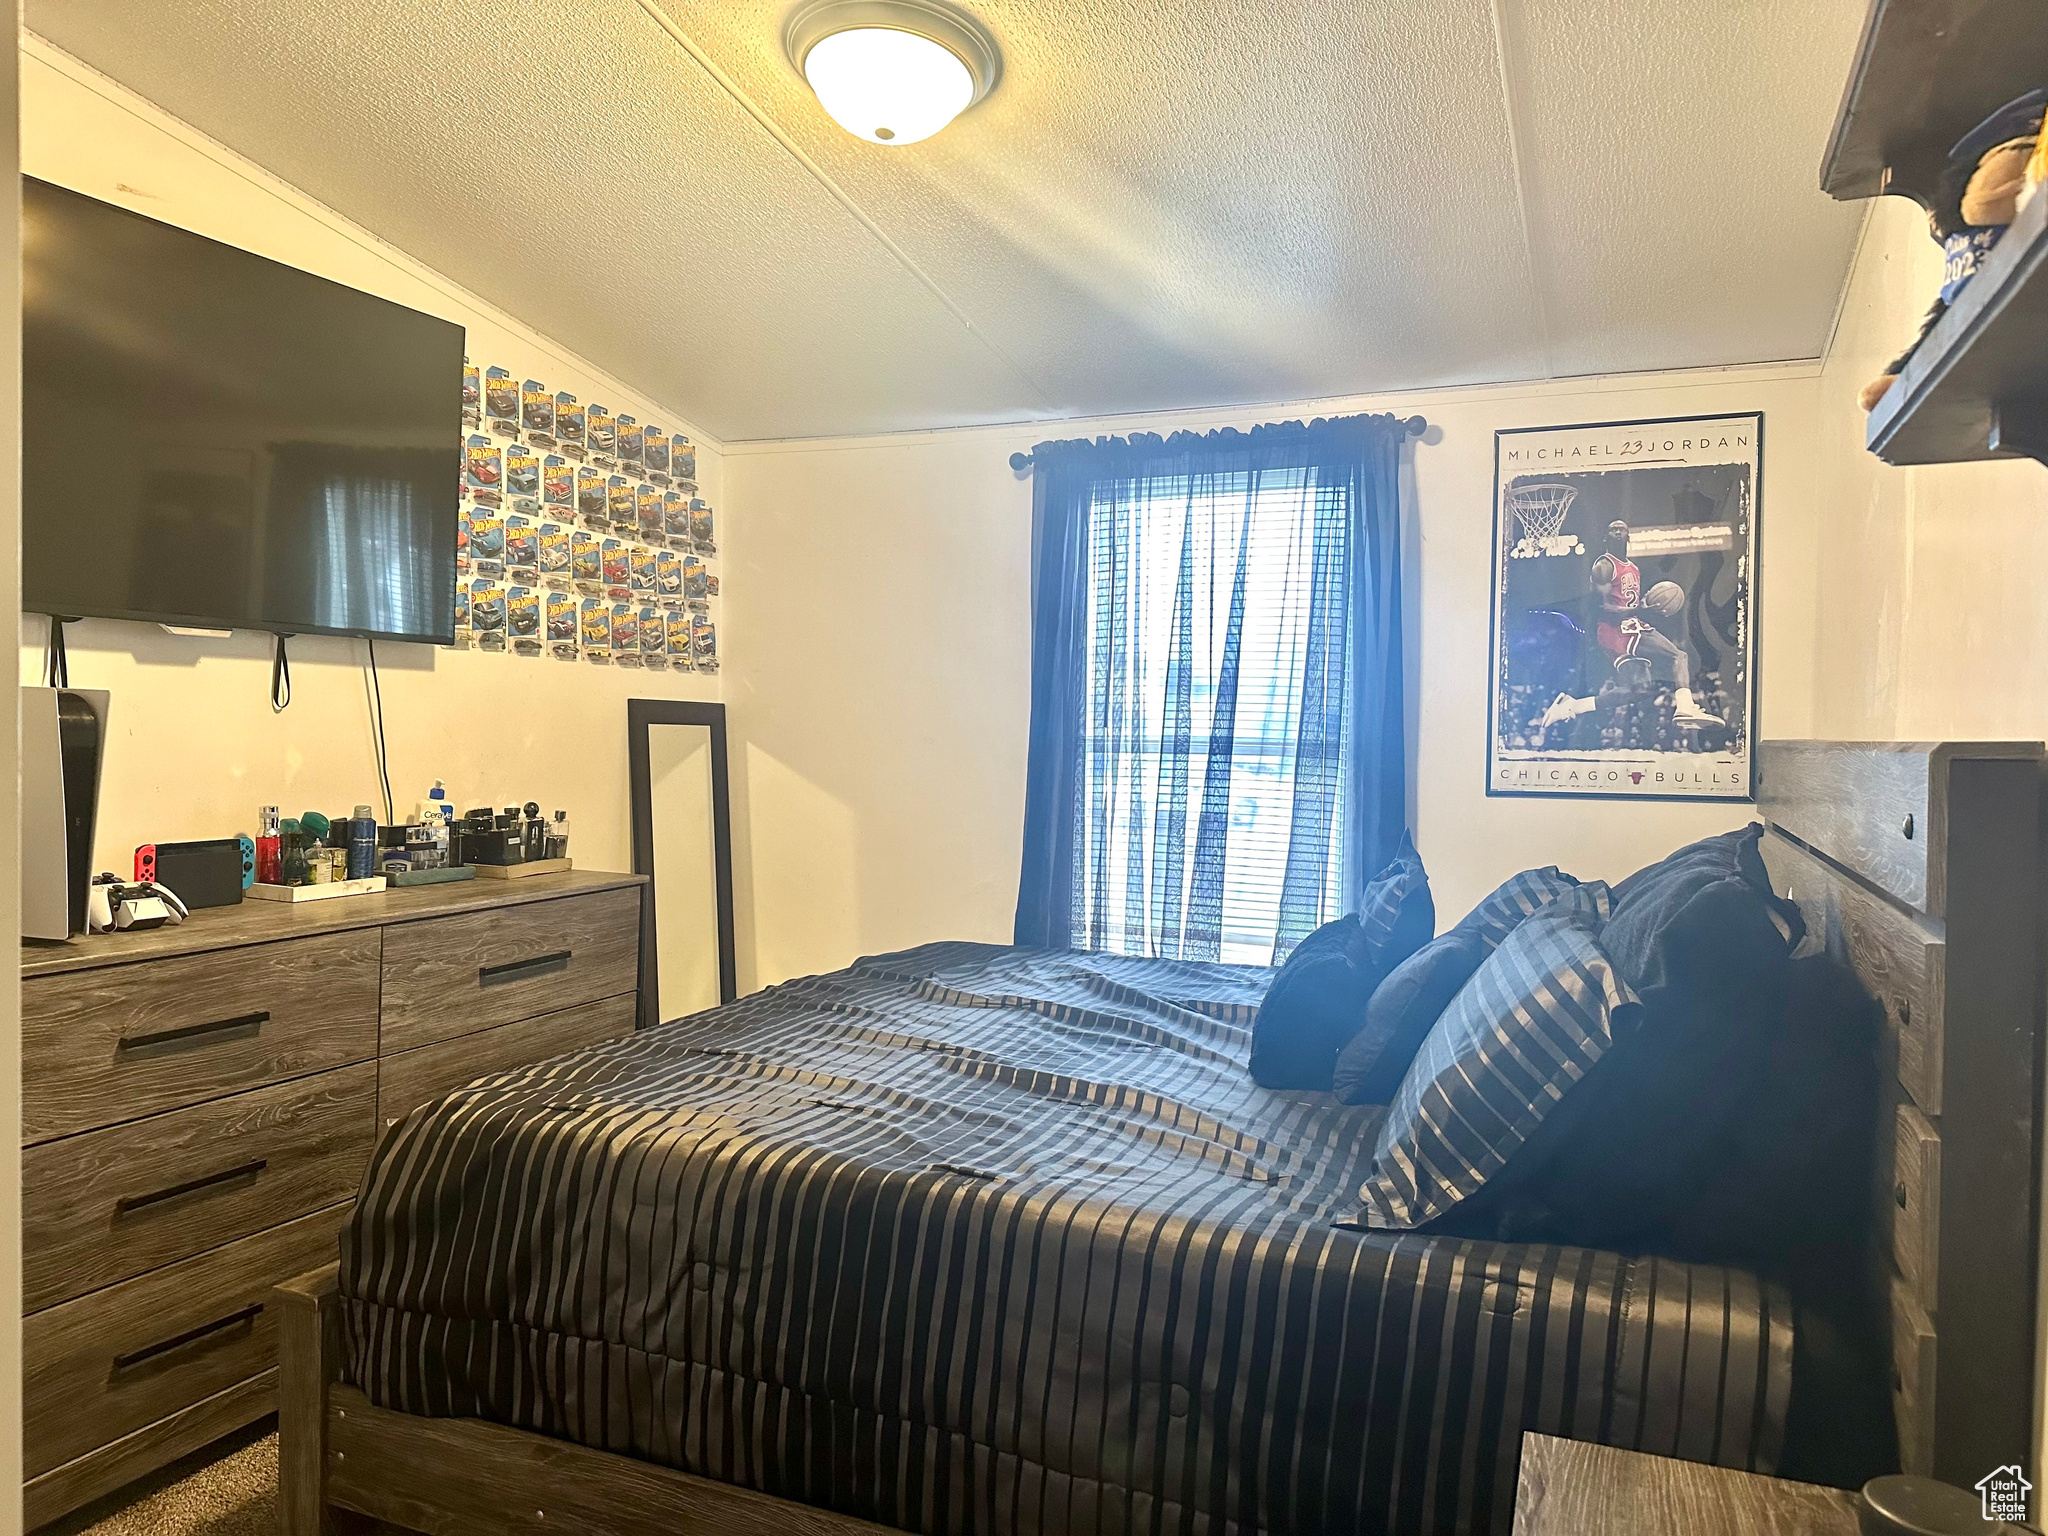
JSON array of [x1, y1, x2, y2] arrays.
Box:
[[28, 0, 1869, 441]]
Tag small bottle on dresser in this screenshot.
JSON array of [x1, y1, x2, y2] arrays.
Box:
[[279, 818, 309, 886], [256, 806, 281, 885], [347, 805, 378, 881]]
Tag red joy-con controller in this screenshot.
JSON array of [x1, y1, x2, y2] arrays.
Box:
[[134, 844, 157, 884]]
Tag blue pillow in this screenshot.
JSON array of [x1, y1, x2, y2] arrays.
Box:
[[1358, 831, 1435, 969], [1331, 872, 1610, 1107], [1249, 833, 1432, 1091], [1331, 929, 1490, 1106], [1601, 824, 1801, 1006], [1436, 825, 1806, 1248], [1357, 905, 1639, 1229], [1451, 865, 1599, 947]]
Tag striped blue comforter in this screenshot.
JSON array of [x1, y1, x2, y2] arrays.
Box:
[[339, 942, 1791, 1536]]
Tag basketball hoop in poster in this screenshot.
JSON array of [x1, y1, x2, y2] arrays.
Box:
[[1486, 413, 1762, 803]]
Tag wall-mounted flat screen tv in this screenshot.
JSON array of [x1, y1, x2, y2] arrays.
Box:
[[23, 176, 463, 644]]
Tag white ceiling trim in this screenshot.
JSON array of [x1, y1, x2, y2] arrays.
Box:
[[719, 358, 1829, 455], [634, 0, 1057, 412]]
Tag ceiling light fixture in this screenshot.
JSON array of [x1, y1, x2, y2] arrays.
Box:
[[783, 0, 1000, 146]]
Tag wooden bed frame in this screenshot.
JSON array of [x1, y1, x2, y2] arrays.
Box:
[[1755, 740, 2044, 1484], [275, 740, 2046, 1534]]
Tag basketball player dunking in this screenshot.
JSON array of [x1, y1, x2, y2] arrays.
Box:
[[1539, 519, 1722, 730]]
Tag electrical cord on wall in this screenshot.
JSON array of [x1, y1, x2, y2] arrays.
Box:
[[365, 638, 394, 825], [43, 615, 71, 688], [271, 634, 293, 712]]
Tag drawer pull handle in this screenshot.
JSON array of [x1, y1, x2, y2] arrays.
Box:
[[1895, 1180, 1909, 1210], [479, 951, 572, 986], [111, 1303, 264, 1372], [118, 1011, 269, 1054], [115, 1158, 269, 1215]]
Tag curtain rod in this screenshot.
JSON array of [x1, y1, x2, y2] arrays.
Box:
[[1008, 414, 1428, 471]]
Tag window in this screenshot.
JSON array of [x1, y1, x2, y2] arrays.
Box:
[[1077, 464, 1350, 965]]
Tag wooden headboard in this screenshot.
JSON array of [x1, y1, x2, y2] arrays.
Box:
[[1756, 740, 2044, 1484]]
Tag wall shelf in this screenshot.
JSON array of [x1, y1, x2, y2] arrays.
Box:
[[1866, 184, 2048, 465], [1822, 0, 2048, 209]]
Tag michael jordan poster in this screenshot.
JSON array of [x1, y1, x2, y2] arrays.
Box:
[[1487, 412, 1760, 802]]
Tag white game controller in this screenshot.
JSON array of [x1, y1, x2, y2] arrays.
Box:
[[87, 874, 188, 934]]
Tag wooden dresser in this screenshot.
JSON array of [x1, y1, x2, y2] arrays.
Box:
[[18, 869, 645, 1528]]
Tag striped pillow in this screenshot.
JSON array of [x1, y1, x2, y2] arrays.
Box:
[[1358, 904, 1638, 1229], [1357, 830, 1432, 963], [1453, 866, 1608, 948]]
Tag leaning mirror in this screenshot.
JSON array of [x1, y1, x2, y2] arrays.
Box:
[[628, 700, 736, 1026]]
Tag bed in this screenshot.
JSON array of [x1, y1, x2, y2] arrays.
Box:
[[277, 740, 2045, 1536]]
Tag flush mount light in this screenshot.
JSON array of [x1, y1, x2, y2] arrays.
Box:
[[783, 0, 1000, 146]]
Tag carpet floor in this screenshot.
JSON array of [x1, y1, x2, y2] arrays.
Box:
[[37, 1423, 277, 1536]]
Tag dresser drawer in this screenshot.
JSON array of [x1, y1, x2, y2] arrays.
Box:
[[24, 1203, 347, 1480], [380, 887, 639, 1053], [379, 993, 638, 1128], [1889, 1273, 1938, 1477], [22, 930, 382, 1144], [23, 1063, 375, 1312], [1889, 1103, 1941, 1316]]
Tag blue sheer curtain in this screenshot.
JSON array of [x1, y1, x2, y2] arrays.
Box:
[[1015, 415, 1408, 964]]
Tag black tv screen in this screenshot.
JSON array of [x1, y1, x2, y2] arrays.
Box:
[[23, 176, 462, 643]]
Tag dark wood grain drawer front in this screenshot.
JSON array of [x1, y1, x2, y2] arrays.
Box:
[[22, 930, 382, 1144], [1890, 1104, 1941, 1316], [23, 1063, 376, 1312], [380, 887, 640, 1053], [1889, 1275, 1938, 1477], [24, 1203, 347, 1480], [378, 993, 637, 1128]]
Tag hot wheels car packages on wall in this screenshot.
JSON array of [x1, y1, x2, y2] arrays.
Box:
[[580, 596, 611, 663], [587, 403, 616, 463], [547, 591, 579, 660], [522, 379, 556, 445], [505, 442, 539, 499], [471, 578, 506, 652], [448, 363, 721, 671], [556, 392, 586, 456], [465, 436, 503, 507], [507, 585, 542, 657], [484, 366, 519, 434]]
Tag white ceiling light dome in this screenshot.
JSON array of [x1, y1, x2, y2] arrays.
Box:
[[784, 0, 1001, 146]]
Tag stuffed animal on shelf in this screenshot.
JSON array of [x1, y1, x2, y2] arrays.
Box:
[[1860, 88, 2047, 412], [2022, 124, 2048, 215]]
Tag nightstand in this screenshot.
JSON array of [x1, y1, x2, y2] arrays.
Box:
[[1514, 1434, 1862, 1535]]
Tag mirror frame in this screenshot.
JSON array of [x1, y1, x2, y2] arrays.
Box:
[[627, 698, 737, 1026]]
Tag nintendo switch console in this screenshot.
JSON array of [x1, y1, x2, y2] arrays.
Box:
[[133, 838, 247, 910]]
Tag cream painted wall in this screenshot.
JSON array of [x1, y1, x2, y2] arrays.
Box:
[[1814, 195, 2048, 739], [725, 364, 1822, 992], [17, 38, 723, 877]]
